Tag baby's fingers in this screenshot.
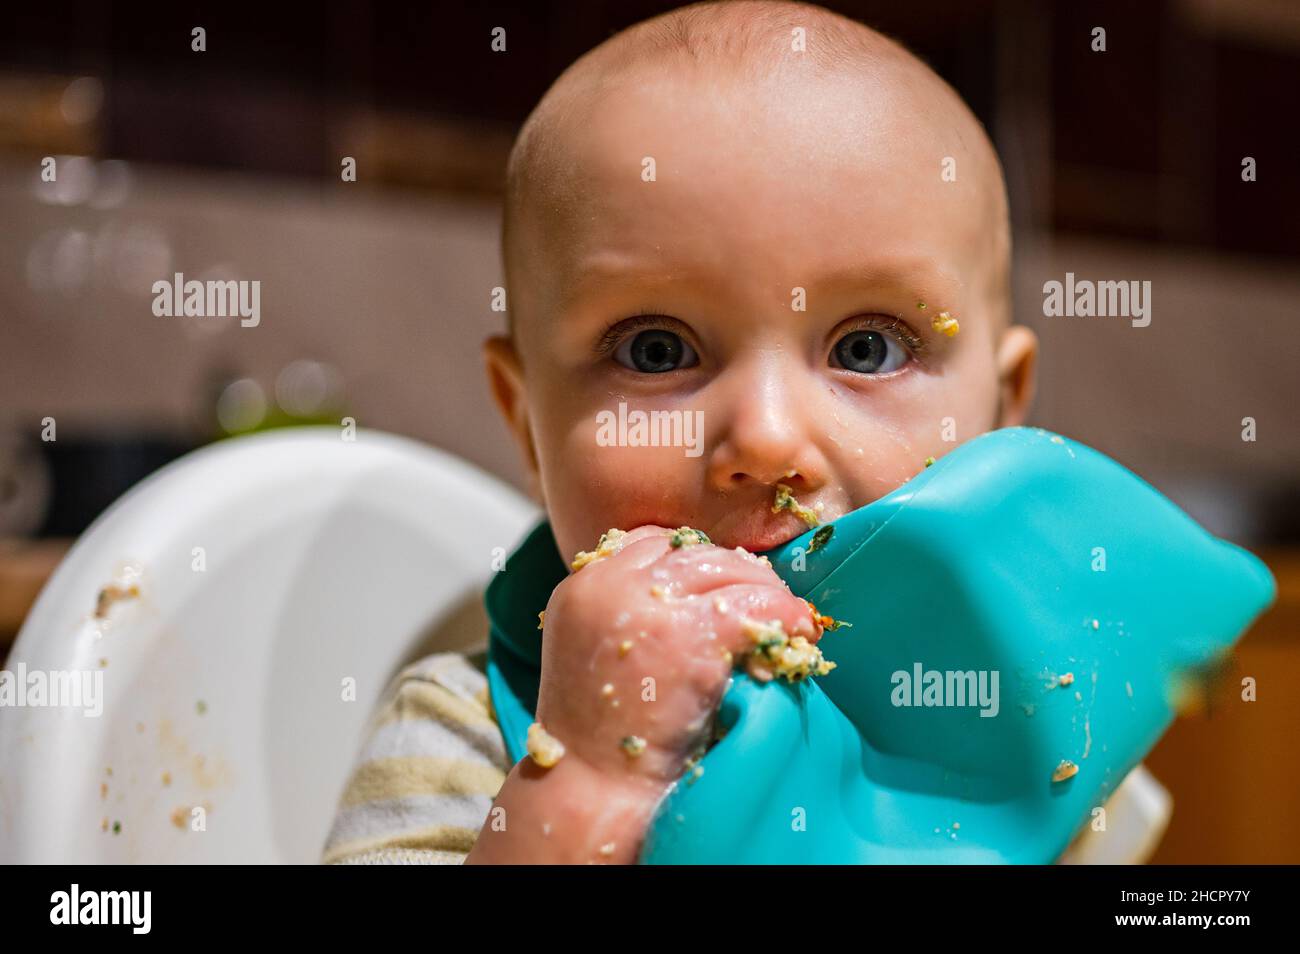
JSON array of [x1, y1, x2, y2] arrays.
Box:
[[705, 583, 822, 651]]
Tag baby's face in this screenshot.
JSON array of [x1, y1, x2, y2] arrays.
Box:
[[490, 63, 1036, 563]]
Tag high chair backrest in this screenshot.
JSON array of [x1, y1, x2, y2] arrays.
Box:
[[0, 428, 537, 863]]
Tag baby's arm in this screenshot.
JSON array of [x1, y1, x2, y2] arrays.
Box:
[[322, 652, 509, 864], [466, 525, 825, 863]]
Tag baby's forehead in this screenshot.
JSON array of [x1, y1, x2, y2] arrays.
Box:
[[504, 10, 1010, 335], [533, 76, 991, 284]]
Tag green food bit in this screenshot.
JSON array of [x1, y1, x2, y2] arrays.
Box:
[[808, 524, 834, 553], [669, 527, 711, 548], [822, 617, 853, 631], [924, 456, 936, 468], [772, 484, 821, 528], [196, 700, 207, 715], [620, 735, 647, 757], [112, 821, 121, 835]]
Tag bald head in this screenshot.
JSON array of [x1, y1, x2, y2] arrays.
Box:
[[501, 0, 1012, 342]]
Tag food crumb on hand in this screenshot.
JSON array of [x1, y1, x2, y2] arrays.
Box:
[[537, 610, 545, 630], [931, 311, 960, 337], [598, 842, 616, 857], [526, 722, 566, 768], [618, 639, 634, 657], [1052, 759, 1079, 783], [600, 683, 615, 697], [924, 456, 936, 468], [738, 616, 836, 682], [668, 527, 711, 548], [772, 483, 821, 528], [620, 735, 647, 757], [571, 528, 627, 570]]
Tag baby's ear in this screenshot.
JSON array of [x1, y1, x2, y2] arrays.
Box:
[[483, 334, 541, 482], [994, 325, 1038, 428]]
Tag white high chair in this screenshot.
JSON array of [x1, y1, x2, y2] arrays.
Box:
[[0, 428, 538, 863]]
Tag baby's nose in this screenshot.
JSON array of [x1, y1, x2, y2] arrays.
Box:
[[706, 358, 825, 491]]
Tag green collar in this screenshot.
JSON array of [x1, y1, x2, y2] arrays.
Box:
[[484, 520, 568, 765]]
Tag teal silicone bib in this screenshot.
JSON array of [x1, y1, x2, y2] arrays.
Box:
[[636, 427, 1275, 863]]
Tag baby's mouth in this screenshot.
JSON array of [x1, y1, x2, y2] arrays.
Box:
[[707, 501, 826, 553]]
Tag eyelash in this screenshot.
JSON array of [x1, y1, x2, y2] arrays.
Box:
[[594, 311, 687, 358], [835, 315, 926, 356], [595, 312, 927, 362]]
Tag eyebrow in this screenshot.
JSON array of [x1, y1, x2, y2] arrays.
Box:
[[556, 252, 703, 310], [801, 257, 963, 308], [553, 250, 963, 332]]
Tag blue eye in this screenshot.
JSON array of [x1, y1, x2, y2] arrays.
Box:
[[614, 329, 699, 373], [831, 329, 908, 374]]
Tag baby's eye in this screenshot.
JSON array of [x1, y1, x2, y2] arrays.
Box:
[[830, 328, 909, 374], [614, 329, 699, 373]]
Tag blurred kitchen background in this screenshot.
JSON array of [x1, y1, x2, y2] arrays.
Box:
[[1, 0, 1297, 862]]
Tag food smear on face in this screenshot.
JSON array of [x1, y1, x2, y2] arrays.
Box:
[[738, 616, 836, 683], [571, 528, 627, 570], [526, 722, 566, 767], [772, 484, 821, 528], [931, 311, 960, 337]]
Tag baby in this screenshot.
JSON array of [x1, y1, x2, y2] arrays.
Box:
[[323, 0, 1039, 865]]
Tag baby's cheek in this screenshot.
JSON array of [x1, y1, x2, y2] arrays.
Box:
[[546, 434, 695, 558]]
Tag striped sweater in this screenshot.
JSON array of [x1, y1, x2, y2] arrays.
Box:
[[322, 649, 1170, 864], [322, 649, 509, 865]]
